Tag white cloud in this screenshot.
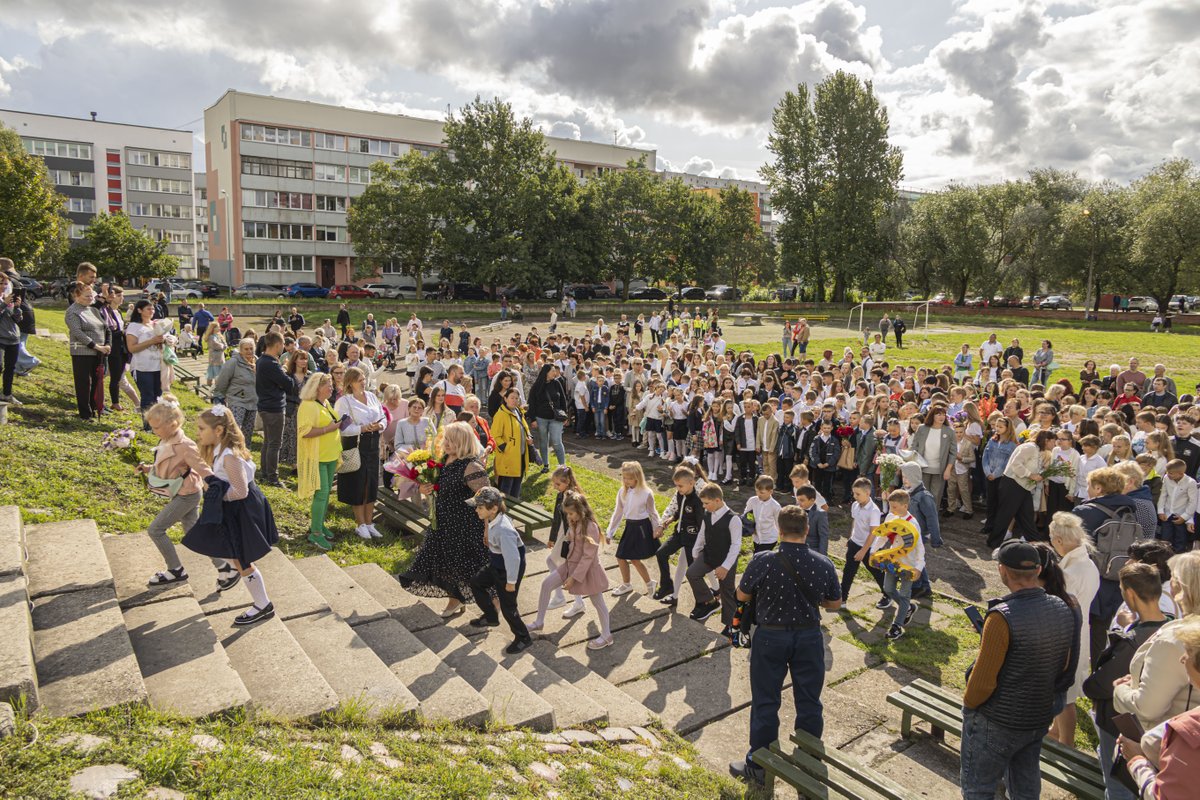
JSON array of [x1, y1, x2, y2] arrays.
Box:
[[0, 55, 30, 96]]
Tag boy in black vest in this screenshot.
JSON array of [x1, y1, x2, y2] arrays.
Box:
[[734, 400, 760, 485], [808, 419, 841, 504], [654, 464, 705, 604], [687, 483, 743, 635]]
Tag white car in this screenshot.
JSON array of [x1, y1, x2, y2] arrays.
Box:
[[1126, 296, 1159, 313], [142, 279, 201, 300], [362, 283, 402, 299]]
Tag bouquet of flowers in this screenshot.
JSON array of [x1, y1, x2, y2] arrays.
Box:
[[835, 425, 855, 440], [384, 436, 444, 528], [875, 452, 906, 491], [102, 428, 141, 465], [947, 411, 968, 425], [1018, 427, 1034, 443], [1041, 459, 1076, 482]]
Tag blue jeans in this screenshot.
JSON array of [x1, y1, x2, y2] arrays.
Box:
[[960, 709, 1044, 800], [593, 407, 608, 438], [1158, 519, 1190, 553], [747, 626, 825, 768], [500, 307, 508, 320], [883, 570, 912, 624], [535, 417, 566, 467], [1096, 727, 1136, 800], [134, 369, 162, 411], [912, 567, 931, 596]]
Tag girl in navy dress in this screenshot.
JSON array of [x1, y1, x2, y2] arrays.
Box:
[[605, 461, 661, 597], [183, 404, 280, 626]]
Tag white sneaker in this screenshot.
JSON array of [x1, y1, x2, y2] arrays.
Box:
[[548, 591, 567, 610], [563, 600, 586, 618], [368, 524, 383, 539], [644, 580, 657, 597], [356, 525, 373, 540], [611, 582, 633, 597]]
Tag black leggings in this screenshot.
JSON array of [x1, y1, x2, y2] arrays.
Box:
[[71, 353, 104, 419], [0, 342, 16, 396], [987, 476, 1036, 548]]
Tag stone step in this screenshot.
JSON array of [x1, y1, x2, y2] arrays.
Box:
[[178, 546, 329, 621], [0, 506, 25, 578], [353, 616, 491, 727], [101, 534, 195, 610], [31, 586, 148, 717], [511, 641, 656, 728], [346, 563, 555, 730], [292, 555, 388, 627], [469, 631, 608, 728], [211, 608, 339, 721], [0, 573, 37, 710], [282, 610, 420, 721], [120, 597, 251, 718], [504, 587, 672, 649], [25, 520, 112, 599]]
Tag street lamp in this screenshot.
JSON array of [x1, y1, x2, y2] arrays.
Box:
[[1082, 208, 1098, 320]]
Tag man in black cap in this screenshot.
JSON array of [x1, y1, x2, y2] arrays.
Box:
[[959, 540, 1077, 800]]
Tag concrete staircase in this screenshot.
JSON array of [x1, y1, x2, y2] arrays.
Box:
[[0, 505, 674, 732]]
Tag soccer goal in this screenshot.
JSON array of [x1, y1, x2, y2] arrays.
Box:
[[847, 300, 930, 336]]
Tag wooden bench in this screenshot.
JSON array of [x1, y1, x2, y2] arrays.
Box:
[[506, 498, 554, 536], [729, 312, 764, 327], [780, 314, 830, 324], [376, 485, 430, 537], [479, 320, 512, 333], [172, 362, 211, 400], [887, 678, 1105, 800], [754, 728, 920, 800]]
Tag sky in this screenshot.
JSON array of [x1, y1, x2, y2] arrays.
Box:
[[0, 0, 1195, 189]]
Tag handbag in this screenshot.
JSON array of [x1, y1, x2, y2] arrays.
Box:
[[554, 408, 568, 422], [337, 435, 362, 474], [836, 439, 856, 470]]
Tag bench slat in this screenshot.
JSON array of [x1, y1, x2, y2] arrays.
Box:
[[754, 744, 861, 800], [788, 731, 915, 800]]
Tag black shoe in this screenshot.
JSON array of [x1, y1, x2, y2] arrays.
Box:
[[470, 615, 500, 628], [719, 625, 732, 639], [903, 604, 917, 626], [660, 594, 678, 606], [728, 760, 766, 787], [652, 584, 673, 601], [505, 637, 533, 655], [689, 600, 721, 622], [886, 623, 905, 641], [234, 602, 275, 626], [216, 569, 242, 592], [874, 596, 893, 610]]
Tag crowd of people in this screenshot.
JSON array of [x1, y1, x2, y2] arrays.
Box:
[[11, 257, 1200, 798]]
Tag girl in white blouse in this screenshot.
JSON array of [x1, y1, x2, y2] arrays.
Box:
[[606, 462, 662, 597]]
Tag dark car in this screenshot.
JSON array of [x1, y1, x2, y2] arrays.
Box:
[[706, 285, 741, 301], [185, 280, 222, 298], [589, 284, 613, 299], [990, 296, 1012, 308], [284, 282, 330, 299], [16, 277, 42, 299], [630, 287, 667, 300], [674, 286, 707, 301], [328, 284, 373, 299], [450, 283, 489, 301], [771, 285, 799, 301], [1039, 294, 1072, 311]]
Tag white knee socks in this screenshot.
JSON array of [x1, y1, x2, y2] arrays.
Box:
[[245, 567, 270, 608]]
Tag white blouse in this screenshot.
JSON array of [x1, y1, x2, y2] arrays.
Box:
[[334, 392, 385, 437], [606, 486, 662, 539]]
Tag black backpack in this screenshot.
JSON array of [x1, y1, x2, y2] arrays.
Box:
[[1086, 504, 1144, 580]]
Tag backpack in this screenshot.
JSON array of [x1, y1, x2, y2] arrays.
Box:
[[1086, 503, 1144, 580]]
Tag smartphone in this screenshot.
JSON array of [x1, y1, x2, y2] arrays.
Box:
[[964, 606, 985, 634], [338, 414, 353, 431], [1112, 713, 1144, 741]]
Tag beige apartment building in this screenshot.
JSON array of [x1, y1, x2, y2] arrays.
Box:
[[203, 90, 655, 289]]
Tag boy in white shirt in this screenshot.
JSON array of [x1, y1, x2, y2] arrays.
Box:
[[858, 489, 925, 641], [743, 476, 782, 554], [844, 477, 886, 605], [1075, 435, 1107, 503], [572, 369, 590, 436], [687, 484, 743, 635], [1157, 458, 1197, 553], [789, 464, 829, 511]]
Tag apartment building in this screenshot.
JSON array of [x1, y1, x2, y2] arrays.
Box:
[[0, 108, 198, 277], [193, 172, 209, 277], [203, 90, 655, 288], [662, 170, 778, 239]]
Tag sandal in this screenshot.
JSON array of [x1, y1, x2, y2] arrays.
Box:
[[234, 602, 275, 626], [148, 566, 188, 586], [586, 635, 614, 651], [216, 567, 242, 592]]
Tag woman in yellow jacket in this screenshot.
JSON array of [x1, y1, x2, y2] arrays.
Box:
[[492, 387, 534, 498], [297, 372, 343, 550]]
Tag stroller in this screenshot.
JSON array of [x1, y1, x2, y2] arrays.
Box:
[[224, 326, 242, 352]]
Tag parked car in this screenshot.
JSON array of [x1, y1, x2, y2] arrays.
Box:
[[990, 296, 1013, 308], [706, 285, 741, 301], [929, 293, 953, 306], [142, 278, 201, 300], [1167, 295, 1200, 312], [361, 283, 402, 299], [771, 285, 800, 301], [629, 287, 667, 301], [963, 296, 988, 307], [587, 284, 613, 300], [184, 280, 222, 298], [284, 282, 330, 299], [328, 284, 373, 299], [674, 286, 707, 301], [1017, 295, 1043, 308], [1039, 295, 1073, 310], [1125, 296, 1158, 312], [47, 277, 73, 299], [233, 283, 282, 299], [15, 277, 42, 299]]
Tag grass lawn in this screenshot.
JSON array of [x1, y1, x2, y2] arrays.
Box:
[[737, 320, 1200, 390]]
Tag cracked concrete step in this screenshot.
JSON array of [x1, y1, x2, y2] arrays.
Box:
[[0, 573, 37, 710], [25, 520, 112, 599], [520, 642, 656, 728], [212, 608, 339, 721], [178, 546, 329, 620], [121, 596, 250, 718], [292, 555, 388, 627], [470, 631, 608, 728], [0, 506, 25, 578], [101, 533, 195, 610], [347, 562, 555, 730], [31, 586, 147, 717], [282, 610, 420, 721]]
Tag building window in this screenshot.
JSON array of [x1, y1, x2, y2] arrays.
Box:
[[381, 260, 406, 274], [23, 138, 92, 159], [313, 132, 345, 151], [128, 176, 190, 194], [243, 221, 313, 241], [126, 150, 191, 170], [49, 170, 95, 187], [69, 224, 89, 239], [148, 229, 193, 244], [244, 253, 311, 271], [347, 166, 371, 184], [241, 155, 314, 180], [314, 225, 345, 243], [128, 202, 189, 218], [314, 163, 346, 182], [349, 137, 403, 157], [65, 197, 95, 214], [315, 194, 348, 213], [241, 190, 313, 210], [240, 124, 311, 148]]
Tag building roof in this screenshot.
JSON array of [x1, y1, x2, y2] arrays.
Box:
[[0, 107, 192, 134]]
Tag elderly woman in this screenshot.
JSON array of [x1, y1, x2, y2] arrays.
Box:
[[212, 338, 258, 443], [1048, 511, 1101, 745], [335, 366, 386, 541], [1120, 617, 1200, 799], [64, 281, 111, 420], [1114, 551, 1200, 745], [297, 373, 342, 550], [399, 422, 491, 618]]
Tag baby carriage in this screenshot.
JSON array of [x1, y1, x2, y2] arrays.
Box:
[[224, 326, 242, 351]]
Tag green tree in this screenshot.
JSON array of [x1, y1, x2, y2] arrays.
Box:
[[523, 164, 600, 295], [1124, 159, 1200, 311], [901, 187, 989, 304], [0, 124, 69, 275], [1012, 167, 1086, 299], [1059, 183, 1132, 311], [346, 151, 444, 293], [648, 179, 716, 296], [589, 162, 662, 299], [975, 180, 1031, 301], [712, 187, 775, 297], [763, 84, 824, 299], [75, 212, 179, 282]]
